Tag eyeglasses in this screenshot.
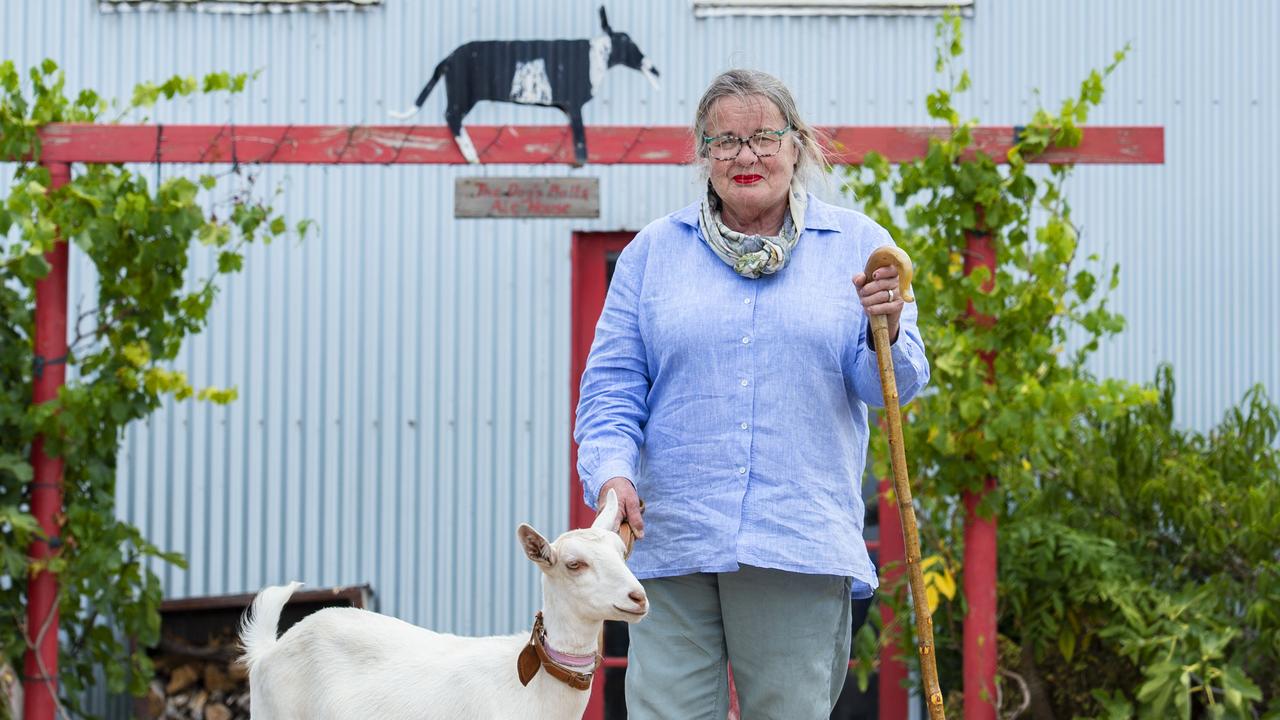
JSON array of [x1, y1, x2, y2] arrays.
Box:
[[701, 126, 793, 161]]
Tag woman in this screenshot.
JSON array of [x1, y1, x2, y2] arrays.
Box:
[[573, 69, 929, 719]]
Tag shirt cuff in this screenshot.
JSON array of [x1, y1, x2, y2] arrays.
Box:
[[889, 338, 925, 383], [581, 459, 635, 508], [851, 577, 876, 600], [866, 324, 925, 387], [864, 322, 898, 351]]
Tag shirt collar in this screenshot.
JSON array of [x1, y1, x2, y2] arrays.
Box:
[[671, 192, 840, 233]]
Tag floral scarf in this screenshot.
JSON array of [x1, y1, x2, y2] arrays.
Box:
[[697, 177, 807, 279]]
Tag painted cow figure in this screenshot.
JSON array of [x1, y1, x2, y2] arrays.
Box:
[[391, 6, 659, 165]]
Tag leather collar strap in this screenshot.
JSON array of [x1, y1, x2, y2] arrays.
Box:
[[516, 612, 601, 691]]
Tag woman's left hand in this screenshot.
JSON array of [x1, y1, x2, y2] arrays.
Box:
[[853, 266, 905, 344]]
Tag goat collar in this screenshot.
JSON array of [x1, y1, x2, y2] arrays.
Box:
[[516, 611, 601, 691]]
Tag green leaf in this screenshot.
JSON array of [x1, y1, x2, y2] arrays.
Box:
[[217, 250, 243, 273], [202, 71, 230, 92], [1090, 689, 1134, 720], [20, 252, 51, 278], [1057, 625, 1077, 663], [958, 395, 986, 423], [1220, 665, 1262, 710], [0, 504, 39, 537], [131, 81, 160, 108], [0, 452, 34, 483]]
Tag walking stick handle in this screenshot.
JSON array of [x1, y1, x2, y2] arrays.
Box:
[[864, 245, 915, 302], [617, 499, 644, 558]]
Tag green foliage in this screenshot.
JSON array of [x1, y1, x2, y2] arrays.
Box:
[[842, 11, 1276, 717], [1, 59, 306, 716], [844, 13, 1145, 501], [1000, 368, 1278, 718]]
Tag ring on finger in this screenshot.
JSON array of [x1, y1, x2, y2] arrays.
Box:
[[886, 288, 894, 303]]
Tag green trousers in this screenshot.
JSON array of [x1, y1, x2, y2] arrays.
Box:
[[625, 565, 854, 720]]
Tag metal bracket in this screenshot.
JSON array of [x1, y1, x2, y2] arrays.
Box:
[[32, 354, 67, 380]]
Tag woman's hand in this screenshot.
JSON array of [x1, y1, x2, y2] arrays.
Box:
[[597, 477, 644, 540], [853, 265, 905, 344]]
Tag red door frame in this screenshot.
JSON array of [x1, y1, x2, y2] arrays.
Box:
[[569, 231, 635, 720], [569, 232, 635, 532]]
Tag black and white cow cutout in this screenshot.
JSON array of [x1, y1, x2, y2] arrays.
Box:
[[391, 6, 660, 165]]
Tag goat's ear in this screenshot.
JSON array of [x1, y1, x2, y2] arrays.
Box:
[[518, 524, 557, 568], [599, 6, 612, 34], [591, 488, 620, 532]]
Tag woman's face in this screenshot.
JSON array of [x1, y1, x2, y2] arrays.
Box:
[[703, 94, 798, 219]]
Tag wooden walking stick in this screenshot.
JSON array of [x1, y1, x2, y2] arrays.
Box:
[[864, 245, 946, 720]]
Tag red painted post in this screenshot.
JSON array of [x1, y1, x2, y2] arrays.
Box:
[[962, 229, 998, 720], [23, 161, 72, 720], [963, 481, 997, 718], [877, 475, 909, 718]]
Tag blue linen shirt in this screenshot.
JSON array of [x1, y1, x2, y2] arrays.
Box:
[[573, 193, 930, 596]]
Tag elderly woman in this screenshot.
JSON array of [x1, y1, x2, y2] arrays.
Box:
[[573, 69, 929, 718]]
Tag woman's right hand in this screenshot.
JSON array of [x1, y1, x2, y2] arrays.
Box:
[[597, 477, 645, 540]]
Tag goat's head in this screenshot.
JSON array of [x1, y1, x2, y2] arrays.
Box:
[[517, 489, 648, 624], [599, 6, 660, 91]]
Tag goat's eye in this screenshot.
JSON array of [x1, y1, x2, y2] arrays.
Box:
[[565, 560, 586, 571]]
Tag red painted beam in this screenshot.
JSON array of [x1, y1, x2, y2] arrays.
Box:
[[824, 125, 1164, 165], [34, 124, 1164, 165]]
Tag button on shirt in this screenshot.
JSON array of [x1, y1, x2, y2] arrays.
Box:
[[573, 194, 930, 596]]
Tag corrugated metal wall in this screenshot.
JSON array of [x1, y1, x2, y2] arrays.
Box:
[[1, 0, 1275, 697]]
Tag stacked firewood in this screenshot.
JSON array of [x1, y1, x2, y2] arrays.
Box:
[[141, 633, 251, 720]]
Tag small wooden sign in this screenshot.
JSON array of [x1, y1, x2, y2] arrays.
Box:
[[455, 177, 600, 218]]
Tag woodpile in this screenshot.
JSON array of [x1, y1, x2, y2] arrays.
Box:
[[141, 633, 251, 720], [136, 584, 372, 719]]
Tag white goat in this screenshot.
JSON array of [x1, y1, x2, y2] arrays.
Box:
[[240, 489, 647, 720]]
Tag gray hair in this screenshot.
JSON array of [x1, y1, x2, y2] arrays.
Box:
[[692, 69, 830, 185]]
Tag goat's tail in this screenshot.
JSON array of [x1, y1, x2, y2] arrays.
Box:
[[389, 59, 447, 119], [239, 581, 303, 672]]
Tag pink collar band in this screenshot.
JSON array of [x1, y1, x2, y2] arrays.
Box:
[[540, 641, 598, 668]]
